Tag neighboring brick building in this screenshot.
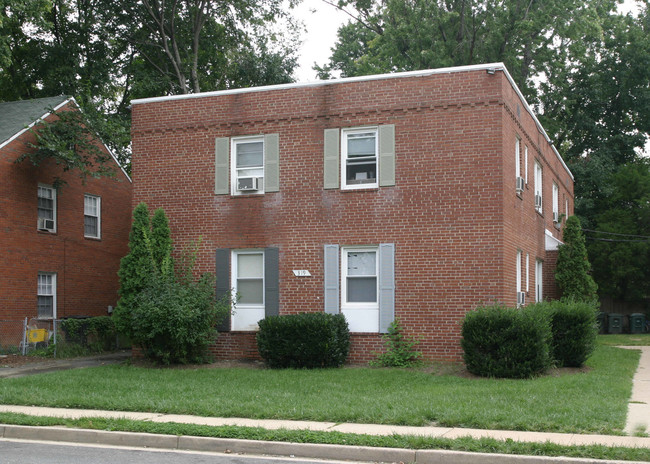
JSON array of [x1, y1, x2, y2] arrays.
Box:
[[130, 63, 573, 362], [0, 96, 133, 330]]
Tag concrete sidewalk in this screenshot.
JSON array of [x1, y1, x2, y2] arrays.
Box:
[[1, 404, 649, 450], [622, 346, 650, 435]]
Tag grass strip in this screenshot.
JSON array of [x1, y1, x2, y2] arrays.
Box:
[[0, 412, 648, 462], [0, 346, 639, 434], [597, 334, 650, 346]]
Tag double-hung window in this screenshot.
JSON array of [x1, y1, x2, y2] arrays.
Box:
[[516, 250, 524, 307], [37, 273, 56, 319], [37, 185, 56, 232], [515, 137, 524, 193], [342, 128, 378, 189], [232, 137, 264, 195], [534, 161, 543, 213], [535, 259, 543, 302], [84, 194, 101, 238], [552, 182, 559, 222]]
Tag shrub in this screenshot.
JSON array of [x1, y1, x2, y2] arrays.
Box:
[[61, 316, 116, 352], [546, 300, 598, 367], [131, 272, 228, 364], [257, 313, 350, 368], [555, 215, 598, 303], [370, 319, 422, 368], [461, 304, 552, 378]]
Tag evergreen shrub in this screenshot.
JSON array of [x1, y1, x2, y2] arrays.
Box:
[[461, 304, 552, 378], [370, 319, 422, 368], [257, 313, 350, 368], [545, 300, 598, 367]]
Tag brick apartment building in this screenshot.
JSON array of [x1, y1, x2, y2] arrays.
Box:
[[130, 63, 573, 362], [0, 96, 132, 334]]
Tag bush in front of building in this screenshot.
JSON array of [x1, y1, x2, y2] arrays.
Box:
[[461, 303, 552, 378], [542, 300, 598, 367], [370, 319, 423, 368], [257, 313, 350, 368]]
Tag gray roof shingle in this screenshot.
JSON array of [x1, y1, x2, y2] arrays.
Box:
[[0, 96, 70, 146]]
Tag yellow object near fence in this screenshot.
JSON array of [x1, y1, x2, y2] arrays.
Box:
[[27, 328, 48, 343]]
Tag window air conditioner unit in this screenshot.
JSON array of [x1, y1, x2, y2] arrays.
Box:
[[237, 177, 259, 191], [535, 194, 542, 209], [517, 291, 526, 306], [516, 176, 525, 193], [37, 218, 54, 231]]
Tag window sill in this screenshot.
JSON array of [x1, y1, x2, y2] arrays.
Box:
[[84, 236, 102, 241], [37, 229, 57, 235], [340, 187, 380, 193]]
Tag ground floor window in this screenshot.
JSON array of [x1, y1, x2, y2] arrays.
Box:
[[37, 273, 56, 319], [342, 247, 379, 332], [535, 259, 543, 302]]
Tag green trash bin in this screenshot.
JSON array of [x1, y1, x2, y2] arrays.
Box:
[[596, 312, 607, 334], [608, 313, 623, 334], [629, 313, 646, 334]]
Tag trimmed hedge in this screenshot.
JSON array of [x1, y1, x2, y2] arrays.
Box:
[[546, 300, 598, 367], [257, 313, 350, 368], [461, 304, 552, 378]]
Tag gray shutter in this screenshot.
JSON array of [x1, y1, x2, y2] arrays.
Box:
[[378, 125, 395, 187], [264, 134, 280, 192], [215, 248, 231, 332], [323, 244, 340, 314], [215, 137, 230, 194], [323, 129, 340, 189], [264, 247, 279, 317], [378, 243, 395, 333]]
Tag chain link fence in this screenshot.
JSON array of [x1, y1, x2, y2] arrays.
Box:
[[0, 318, 59, 356]]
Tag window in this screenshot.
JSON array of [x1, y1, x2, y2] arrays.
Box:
[[342, 128, 378, 189], [534, 161, 543, 213], [231, 137, 264, 195], [37, 185, 56, 232], [231, 250, 265, 330], [37, 273, 56, 319], [516, 250, 523, 306], [84, 195, 101, 238], [515, 137, 521, 179], [552, 182, 559, 222], [526, 253, 530, 292], [535, 259, 543, 302], [524, 145, 529, 184]]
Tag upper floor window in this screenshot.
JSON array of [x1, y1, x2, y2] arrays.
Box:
[[552, 182, 559, 222], [84, 194, 101, 238], [37, 185, 56, 232], [231, 136, 264, 195], [534, 161, 543, 213], [342, 128, 378, 189], [515, 137, 524, 193], [524, 145, 529, 185], [37, 272, 56, 319]]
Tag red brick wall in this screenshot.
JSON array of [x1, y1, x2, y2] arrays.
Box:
[[0, 105, 133, 325], [131, 68, 573, 362]]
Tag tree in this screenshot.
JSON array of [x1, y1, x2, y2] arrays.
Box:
[[150, 208, 173, 274], [555, 216, 598, 302], [113, 203, 154, 336], [16, 105, 116, 189]]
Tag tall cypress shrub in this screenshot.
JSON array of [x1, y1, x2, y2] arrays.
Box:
[[114, 203, 153, 336], [555, 216, 598, 302], [150, 208, 173, 275]]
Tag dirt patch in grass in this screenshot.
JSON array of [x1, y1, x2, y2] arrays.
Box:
[[0, 354, 50, 368]]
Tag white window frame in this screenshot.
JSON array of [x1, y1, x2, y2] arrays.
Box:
[[535, 259, 543, 302], [231, 249, 265, 331], [524, 145, 529, 184], [341, 127, 378, 190], [231, 136, 265, 196], [516, 250, 522, 306], [84, 194, 101, 239], [566, 198, 569, 217], [534, 161, 543, 213], [552, 182, 559, 222], [341, 246, 379, 332], [515, 137, 521, 179], [37, 272, 57, 319], [37, 184, 56, 232], [526, 253, 530, 292]]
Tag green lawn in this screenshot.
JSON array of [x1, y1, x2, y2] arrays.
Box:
[[597, 333, 650, 346], [0, 345, 640, 434]]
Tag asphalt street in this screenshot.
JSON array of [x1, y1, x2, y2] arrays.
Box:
[[0, 439, 359, 464]]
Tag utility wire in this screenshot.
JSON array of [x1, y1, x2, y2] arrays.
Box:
[[585, 237, 650, 243], [582, 228, 650, 239]]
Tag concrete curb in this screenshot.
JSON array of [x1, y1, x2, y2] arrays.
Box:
[[1, 424, 648, 464]]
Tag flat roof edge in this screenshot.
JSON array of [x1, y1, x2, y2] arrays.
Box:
[[130, 63, 507, 105]]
